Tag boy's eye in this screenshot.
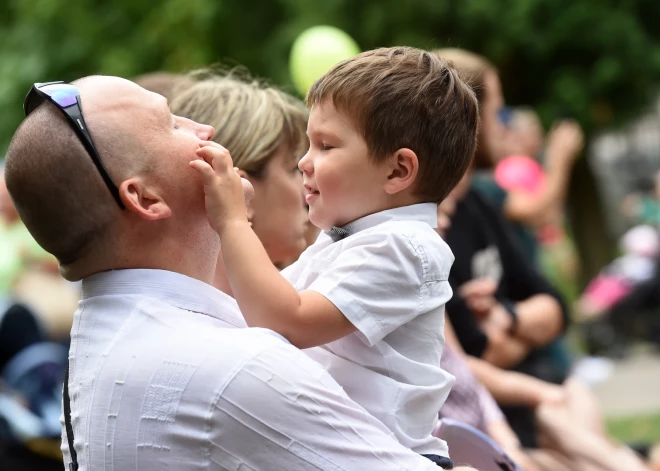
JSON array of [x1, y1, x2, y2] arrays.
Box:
[[321, 144, 333, 151]]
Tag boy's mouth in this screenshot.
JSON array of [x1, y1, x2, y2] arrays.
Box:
[[304, 184, 319, 202]]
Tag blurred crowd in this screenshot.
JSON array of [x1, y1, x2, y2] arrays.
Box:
[[1, 46, 659, 471]]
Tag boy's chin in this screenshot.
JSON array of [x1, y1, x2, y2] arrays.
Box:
[[308, 212, 330, 232]]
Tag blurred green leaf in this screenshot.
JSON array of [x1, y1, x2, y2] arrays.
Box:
[[3, 0, 660, 152]]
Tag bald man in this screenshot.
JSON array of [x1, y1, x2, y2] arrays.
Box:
[[5, 77, 461, 470]]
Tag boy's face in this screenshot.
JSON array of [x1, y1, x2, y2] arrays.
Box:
[[299, 102, 390, 231]]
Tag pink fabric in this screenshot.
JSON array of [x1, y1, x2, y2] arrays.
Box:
[[494, 155, 545, 195], [582, 275, 632, 310]]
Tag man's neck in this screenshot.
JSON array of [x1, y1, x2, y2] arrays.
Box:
[[64, 240, 217, 285]]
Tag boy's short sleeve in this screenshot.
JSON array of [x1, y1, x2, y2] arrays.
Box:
[[307, 227, 454, 346]]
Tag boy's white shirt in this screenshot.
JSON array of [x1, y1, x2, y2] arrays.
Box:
[[281, 202, 456, 456]]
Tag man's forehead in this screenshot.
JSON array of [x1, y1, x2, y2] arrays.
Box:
[[76, 76, 165, 117]]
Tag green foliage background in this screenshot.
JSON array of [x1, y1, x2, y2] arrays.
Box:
[[2, 0, 660, 278], [3, 0, 660, 154]]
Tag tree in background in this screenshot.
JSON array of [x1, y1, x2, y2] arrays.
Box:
[[3, 0, 660, 279]]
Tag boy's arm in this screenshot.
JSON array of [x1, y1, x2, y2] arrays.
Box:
[[221, 219, 356, 348], [190, 142, 355, 349]]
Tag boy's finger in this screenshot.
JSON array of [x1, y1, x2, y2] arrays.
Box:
[[198, 140, 231, 154], [198, 141, 233, 165], [196, 146, 232, 173], [189, 160, 217, 183]]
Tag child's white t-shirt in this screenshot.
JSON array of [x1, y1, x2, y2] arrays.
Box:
[[281, 203, 455, 457]]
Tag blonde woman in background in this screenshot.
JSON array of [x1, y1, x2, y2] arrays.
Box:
[[170, 70, 312, 286]]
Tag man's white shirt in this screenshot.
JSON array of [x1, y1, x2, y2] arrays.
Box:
[[282, 203, 456, 456], [62, 269, 441, 470]]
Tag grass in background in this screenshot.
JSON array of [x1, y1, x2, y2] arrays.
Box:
[[608, 413, 660, 443]]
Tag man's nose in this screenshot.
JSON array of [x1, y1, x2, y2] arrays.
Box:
[[198, 124, 215, 141]]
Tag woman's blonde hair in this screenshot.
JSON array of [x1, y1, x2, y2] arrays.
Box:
[[433, 48, 496, 169], [432, 48, 494, 104], [170, 68, 309, 177]]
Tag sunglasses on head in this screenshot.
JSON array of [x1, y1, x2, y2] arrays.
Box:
[[23, 81, 125, 209]]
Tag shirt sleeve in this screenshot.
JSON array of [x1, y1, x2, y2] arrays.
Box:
[[307, 228, 453, 346], [209, 342, 439, 471]]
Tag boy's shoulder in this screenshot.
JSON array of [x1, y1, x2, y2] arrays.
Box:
[[362, 218, 450, 249], [346, 219, 454, 276]]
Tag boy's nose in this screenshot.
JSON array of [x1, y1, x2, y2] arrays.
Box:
[[298, 151, 313, 174]]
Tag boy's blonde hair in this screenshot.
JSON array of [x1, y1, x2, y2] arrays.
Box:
[[307, 47, 479, 203], [170, 68, 309, 178]]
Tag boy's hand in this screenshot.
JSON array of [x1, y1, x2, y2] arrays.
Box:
[[189, 141, 254, 236]]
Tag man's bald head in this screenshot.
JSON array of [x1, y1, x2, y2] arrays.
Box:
[[5, 77, 153, 270], [6, 76, 219, 281]]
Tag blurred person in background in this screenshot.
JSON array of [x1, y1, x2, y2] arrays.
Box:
[[438, 169, 570, 447], [507, 107, 581, 297], [579, 173, 660, 353], [434, 47, 578, 380], [621, 172, 660, 227], [508, 107, 544, 161], [169, 69, 312, 286], [437, 178, 653, 471], [0, 168, 79, 340], [0, 168, 72, 468], [434, 48, 583, 267]]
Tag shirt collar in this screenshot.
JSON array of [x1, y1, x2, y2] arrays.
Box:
[[81, 269, 246, 327], [343, 203, 438, 235]]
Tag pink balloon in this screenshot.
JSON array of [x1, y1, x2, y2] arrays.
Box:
[[494, 155, 545, 194]]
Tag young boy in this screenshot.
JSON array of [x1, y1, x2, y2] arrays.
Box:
[[191, 47, 479, 467]]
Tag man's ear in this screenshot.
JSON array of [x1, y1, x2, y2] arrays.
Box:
[[236, 169, 255, 225], [119, 178, 172, 221], [383, 148, 419, 195]]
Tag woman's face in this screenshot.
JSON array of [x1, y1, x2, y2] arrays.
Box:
[[246, 145, 308, 264], [479, 71, 517, 163]]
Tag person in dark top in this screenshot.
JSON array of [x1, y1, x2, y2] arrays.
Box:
[[442, 173, 570, 448], [431, 46, 576, 375], [434, 48, 583, 267]]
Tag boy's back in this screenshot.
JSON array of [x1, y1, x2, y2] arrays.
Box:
[[283, 203, 455, 455]]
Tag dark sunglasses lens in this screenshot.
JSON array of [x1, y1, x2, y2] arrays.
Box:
[[39, 83, 79, 108], [24, 89, 42, 116]]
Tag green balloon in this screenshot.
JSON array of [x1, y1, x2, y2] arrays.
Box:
[[290, 26, 360, 96]]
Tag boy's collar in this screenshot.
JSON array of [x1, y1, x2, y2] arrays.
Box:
[[325, 203, 437, 242]]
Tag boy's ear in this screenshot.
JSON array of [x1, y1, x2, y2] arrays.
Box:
[[383, 148, 419, 195], [236, 169, 255, 224], [119, 178, 172, 221]]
